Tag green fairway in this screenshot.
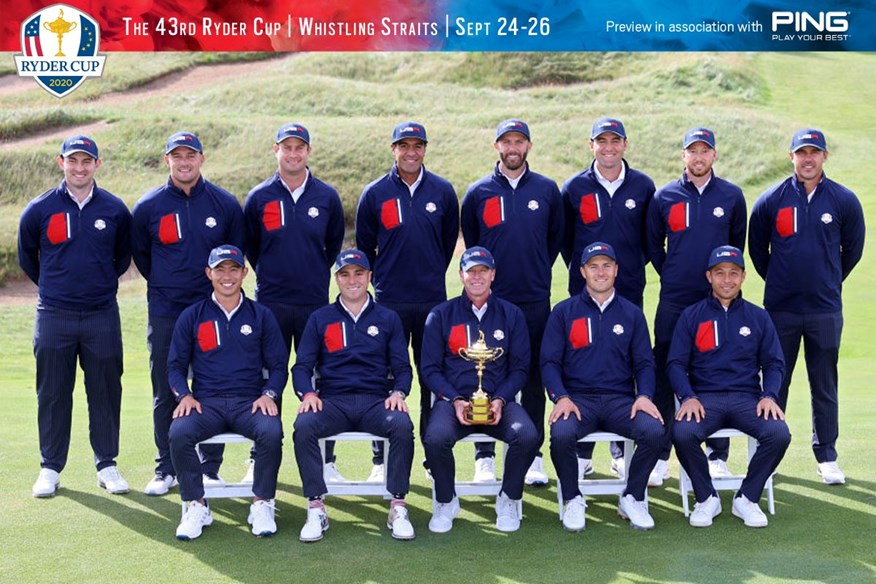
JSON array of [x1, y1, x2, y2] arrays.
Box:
[[0, 52, 874, 583]]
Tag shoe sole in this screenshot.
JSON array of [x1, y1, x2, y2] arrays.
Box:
[[731, 508, 767, 527], [562, 523, 585, 532], [253, 530, 277, 537], [300, 523, 329, 543], [617, 511, 654, 531], [98, 480, 129, 495], [495, 523, 520, 533], [525, 480, 549, 487], [33, 487, 59, 498], [817, 472, 845, 485], [388, 524, 416, 540]]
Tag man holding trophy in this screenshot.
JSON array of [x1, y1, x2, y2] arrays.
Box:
[[421, 247, 539, 534]]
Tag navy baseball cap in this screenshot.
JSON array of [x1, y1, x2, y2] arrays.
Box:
[[707, 245, 745, 270], [460, 246, 495, 271], [60, 135, 99, 159], [275, 123, 310, 145], [790, 128, 827, 152], [683, 127, 716, 149], [165, 131, 203, 154], [495, 119, 530, 141], [590, 117, 626, 140], [392, 121, 427, 144], [334, 249, 370, 272], [208, 244, 245, 268], [581, 241, 617, 265]]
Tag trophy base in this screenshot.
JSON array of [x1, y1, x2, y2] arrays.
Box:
[[464, 400, 494, 425]]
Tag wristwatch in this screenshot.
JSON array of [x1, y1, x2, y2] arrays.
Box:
[[263, 390, 278, 400]]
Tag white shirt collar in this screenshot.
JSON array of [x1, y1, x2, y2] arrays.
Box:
[[594, 162, 626, 197], [280, 168, 309, 203], [472, 301, 488, 321], [589, 291, 615, 313], [404, 167, 424, 196], [340, 295, 370, 323], [66, 184, 94, 210], [211, 292, 244, 321]]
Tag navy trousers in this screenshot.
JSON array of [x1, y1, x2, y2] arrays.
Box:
[[673, 392, 791, 504], [148, 314, 222, 475], [34, 305, 123, 472], [293, 393, 415, 499], [169, 395, 283, 502], [423, 400, 538, 503], [653, 299, 728, 461], [550, 394, 665, 502], [769, 310, 842, 463]]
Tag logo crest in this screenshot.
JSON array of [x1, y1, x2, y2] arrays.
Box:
[[625, 199, 636, 210], [308, 207, 319, 218], [367, 325, 379, 337], [94, 219, 106, 230], [713, 207, 725, 218], [739, 326, 751, 337], [205, 217, 217, 228], [240, 324, 253, 336], [425, 202, 437, 213], [528, 200, 539, 211], [821, 213, 833, 224], [612, 324, 624, 335], [14, 4, 106, 98], [493, 329, 505, 341]]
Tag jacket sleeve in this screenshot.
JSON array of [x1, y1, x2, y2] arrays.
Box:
[[441, 184, 460, 270], [546, 182, 565, 266], [560, 183, 576, 268], [460, 186, 480, 249], [494, 306, 530, 404], [730, 187, 747, 252], [354, 188, 379, 268], [640, 179, 656, 266], [540, 307, 569, 403], [226, 197, 246, 255], [114, 204, 133, 278], [646, 195, 667, 276], [260, 308, 290, 397], [631, 310, 656, 399], [326, 189, 346, 268], [385, 311, 413, 396], [420, 309, 462, 402], [17, 203, 41, 285], [130, 200, 152, 280], [291, 312, 321, 399], [666, 310, 696, 401], [757, 311, 785, 401], [747, 192, 772, 281], [243, 190, 262, 268], [840, 190, 865, 281], [167, 309, 194, 401]]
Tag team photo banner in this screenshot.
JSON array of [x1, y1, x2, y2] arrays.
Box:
[[4, 0, 874, 53]]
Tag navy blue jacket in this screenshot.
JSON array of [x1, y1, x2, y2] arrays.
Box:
[[356, 165, 459, 303], [561, 160, 655, 304], [167, 293, 288, 401], [541, 291, 655, 402], [748, 173, 865, 313], [461, 163, 563, 303], [421, 292, 529, 404], [244, 170, 345, 305], [666, 294, 785, 402], [18, 180, 131, 310], [647, 172, 746, 307], [132, 176, 244, 318], [292, 295, 413, 399]]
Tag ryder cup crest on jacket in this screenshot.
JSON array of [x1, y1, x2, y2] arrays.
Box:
[[15, 4, 106, 98]]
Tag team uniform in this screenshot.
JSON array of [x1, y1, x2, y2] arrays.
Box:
[[356, 162, 459, 445], [19, 178, 131, 483], [461, 162, 564, 454], [132, 175, 244, 480], [668, 293, 791, 517], [646, 170, 746, 461], [748, 171, 864, 465]]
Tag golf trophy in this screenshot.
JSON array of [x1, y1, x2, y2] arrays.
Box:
[[43, 9, 77, 57], [458, 331, 504, 424]]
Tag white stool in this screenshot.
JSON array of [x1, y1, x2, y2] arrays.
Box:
[[557, 431, 634, 519], [679, 428, 776, 516], [319, 432, 391, 499], [197, 432, 254, 499]]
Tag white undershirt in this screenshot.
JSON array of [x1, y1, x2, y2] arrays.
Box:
[[589, 291, 615, 313], [280, 169, 310, 203], [594, 163, 626, 197], [211, 292, 243, 321], [66, 185, 94, 210], [404, 167, 424, 196], [340, 295, 370, 323]]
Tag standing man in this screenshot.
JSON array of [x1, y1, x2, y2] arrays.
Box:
[[669, 246, 790, 528], [132, 131, 245, 496], [561, 117, 656, 478], [168, 245, 287, 540], [19, 135, 132, 497], [646, 127, 747, 483], [356, 121, 459, 482], [244, 122, 345, 483], [542, 242, 664, 531], [461, 119, 564, 486], [749, 129, 864, 484], [292, 250, 416, 542], [421, 247, 539, 533]]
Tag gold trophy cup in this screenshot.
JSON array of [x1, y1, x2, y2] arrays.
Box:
[[458, 331, 505, 424], [43, 9, 78, 57]]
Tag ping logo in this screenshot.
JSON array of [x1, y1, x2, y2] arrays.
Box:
[[771, 11, 849, 32]]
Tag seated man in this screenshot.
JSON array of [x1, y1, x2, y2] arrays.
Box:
[[292, 250, 416, 542], [167, 245, 287, 540], [421, 247, 539, 534], [669, 245, 791, 528], [542, 242, 665, 532]]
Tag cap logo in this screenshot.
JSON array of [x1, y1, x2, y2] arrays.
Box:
[[216, 248, 239, 256], [716, 250, 738, 258], [801, 133, 819, 140], [342, 253, 361, 260]]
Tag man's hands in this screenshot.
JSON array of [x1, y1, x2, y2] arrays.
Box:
[[631, 396, 664, 424], [757, 397, 785, 421], [385, 392, 409, 412], [298, 392, 323, 414], [549, 396, 581, 424], [173, 395, 201, 418], [675, 397, 705, 422], [252, 394, 278, 416]]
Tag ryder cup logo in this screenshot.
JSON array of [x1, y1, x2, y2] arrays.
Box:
[[94, 219, 106, 230], [625, 199, 636, 210], [14, 4, 106, 98]]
